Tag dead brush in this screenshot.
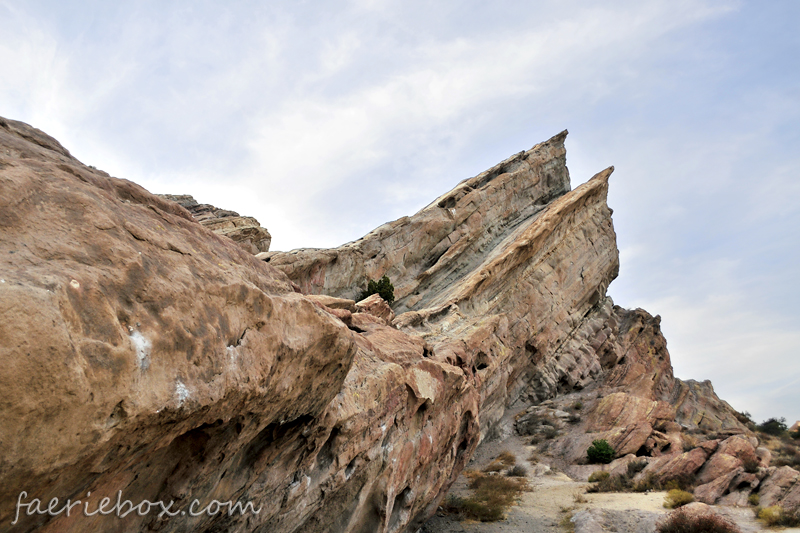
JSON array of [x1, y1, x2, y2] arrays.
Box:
[[657, 508, 742, 533], [442, 470, 529, 522]]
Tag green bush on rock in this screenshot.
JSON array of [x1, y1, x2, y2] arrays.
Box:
[[359, 275, 395, 304], [587, 439, 615, 464]]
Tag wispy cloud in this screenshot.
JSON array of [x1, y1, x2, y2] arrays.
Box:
[[1, 0, 798, 422]]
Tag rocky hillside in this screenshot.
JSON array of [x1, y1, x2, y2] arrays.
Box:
[[1, 115, 795, 533]]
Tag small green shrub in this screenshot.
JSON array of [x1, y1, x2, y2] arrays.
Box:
[[359, 275, 395, 304], [587, 439, 615, 464], [748, 493, 760, 506], [758, 505, 800, 527], [572, 401, 583, 411], [657, 508, 742, 533], [664, 489, 695, 509], [588, 471, 610, 483]]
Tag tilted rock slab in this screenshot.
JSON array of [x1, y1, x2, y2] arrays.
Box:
[[0, 115, 756, 532], [158, 193, 272, 254]]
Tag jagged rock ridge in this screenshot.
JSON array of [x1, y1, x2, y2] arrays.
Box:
[[1, 116, 793, 533], [158, 193, 272, 254]]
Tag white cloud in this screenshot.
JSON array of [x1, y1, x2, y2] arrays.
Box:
[[2, 0, 798, 422]]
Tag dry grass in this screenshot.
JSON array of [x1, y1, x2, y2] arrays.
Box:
[[587, 471, 609, 483], [573, 491, 587, 503], [559, 508, 576, 532], [497, 451, 517, 466], [441, 471, 529, 522], [482, 460, 505, 473], [664, 489, 695, 509], [483, 451, 517, 473], [757, 505, 800, 527], [657, 508, 741, 533]]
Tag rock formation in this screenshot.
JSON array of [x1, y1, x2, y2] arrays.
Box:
[[158, 193, 272, 254], [1, 115, 796, 533]]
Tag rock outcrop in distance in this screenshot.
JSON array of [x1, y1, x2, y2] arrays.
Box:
[[157, 193, 272, 254], [1, 115, 795, 533]]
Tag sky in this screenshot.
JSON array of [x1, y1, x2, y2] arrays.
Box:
[[1, 0, 798, 425]]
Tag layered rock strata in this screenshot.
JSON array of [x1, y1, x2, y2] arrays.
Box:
[[158, 193, 272, 254], [1, 115, 786, 533]]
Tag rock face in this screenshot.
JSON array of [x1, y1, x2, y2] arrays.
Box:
[[158, 193, 272, 254], [0, 115, 778, 533]]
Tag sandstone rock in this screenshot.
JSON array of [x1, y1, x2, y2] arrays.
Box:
[[696, 454, 743, 486], [355, 293, 396, 325], [717, 435, 758, 460], [758, 466, 800, 506], [573, 508, 661, 533], [756, 446, 773, 468], [158, 193, 272, 254], [0, 117, 357, 532], [0, 116, 754, 533], [694, 468, 742, 504], [305, 294, 358, 312], [780, 476, 800, 509], [652, 447, 710, 483]]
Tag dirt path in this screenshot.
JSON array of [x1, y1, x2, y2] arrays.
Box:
[[420, 430, 669, 533], [419, 426, 793, 533]]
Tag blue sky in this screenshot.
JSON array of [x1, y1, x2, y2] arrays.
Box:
[[1, 0, 798, 424]]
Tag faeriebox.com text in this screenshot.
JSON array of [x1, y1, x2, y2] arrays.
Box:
[[12, 491, 261, 525]]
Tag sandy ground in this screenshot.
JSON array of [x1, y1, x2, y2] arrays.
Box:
[[420, 429, 670, 533], [419, 416, 798, 533]]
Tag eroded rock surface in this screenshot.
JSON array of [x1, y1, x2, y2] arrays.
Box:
[[158, 193, 272, 254], [0, 115, 780, 533]]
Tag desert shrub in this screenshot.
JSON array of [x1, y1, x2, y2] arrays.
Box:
[[736, 411, 754, 425], [633, 472, 663, 493], [528, 451, 539, 464], [741, 452, 761, 474], [664, 489, 695, 509], [568, 413, 581, 424], [507, 465, 528, 477], [560, 509, 576, 532], [586, 474, 626, 493], [758, 505, 800, 527], [542, 426, 559, 439], [497, 451, 516, 466], [572, 401, 583, 411], [483, 460, 505, 473], [663, 473, 695, 492], [359, 275, 394, 304], [573, 492, 587, 503], [748, 493, 760, 506], [757, 417, 788, 437], [441, 471, 528, 522], [588, 471, 610, 483], [587, 439, 615, 464], [627, 459, 648, 477], [657, 508, 741, 533]]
